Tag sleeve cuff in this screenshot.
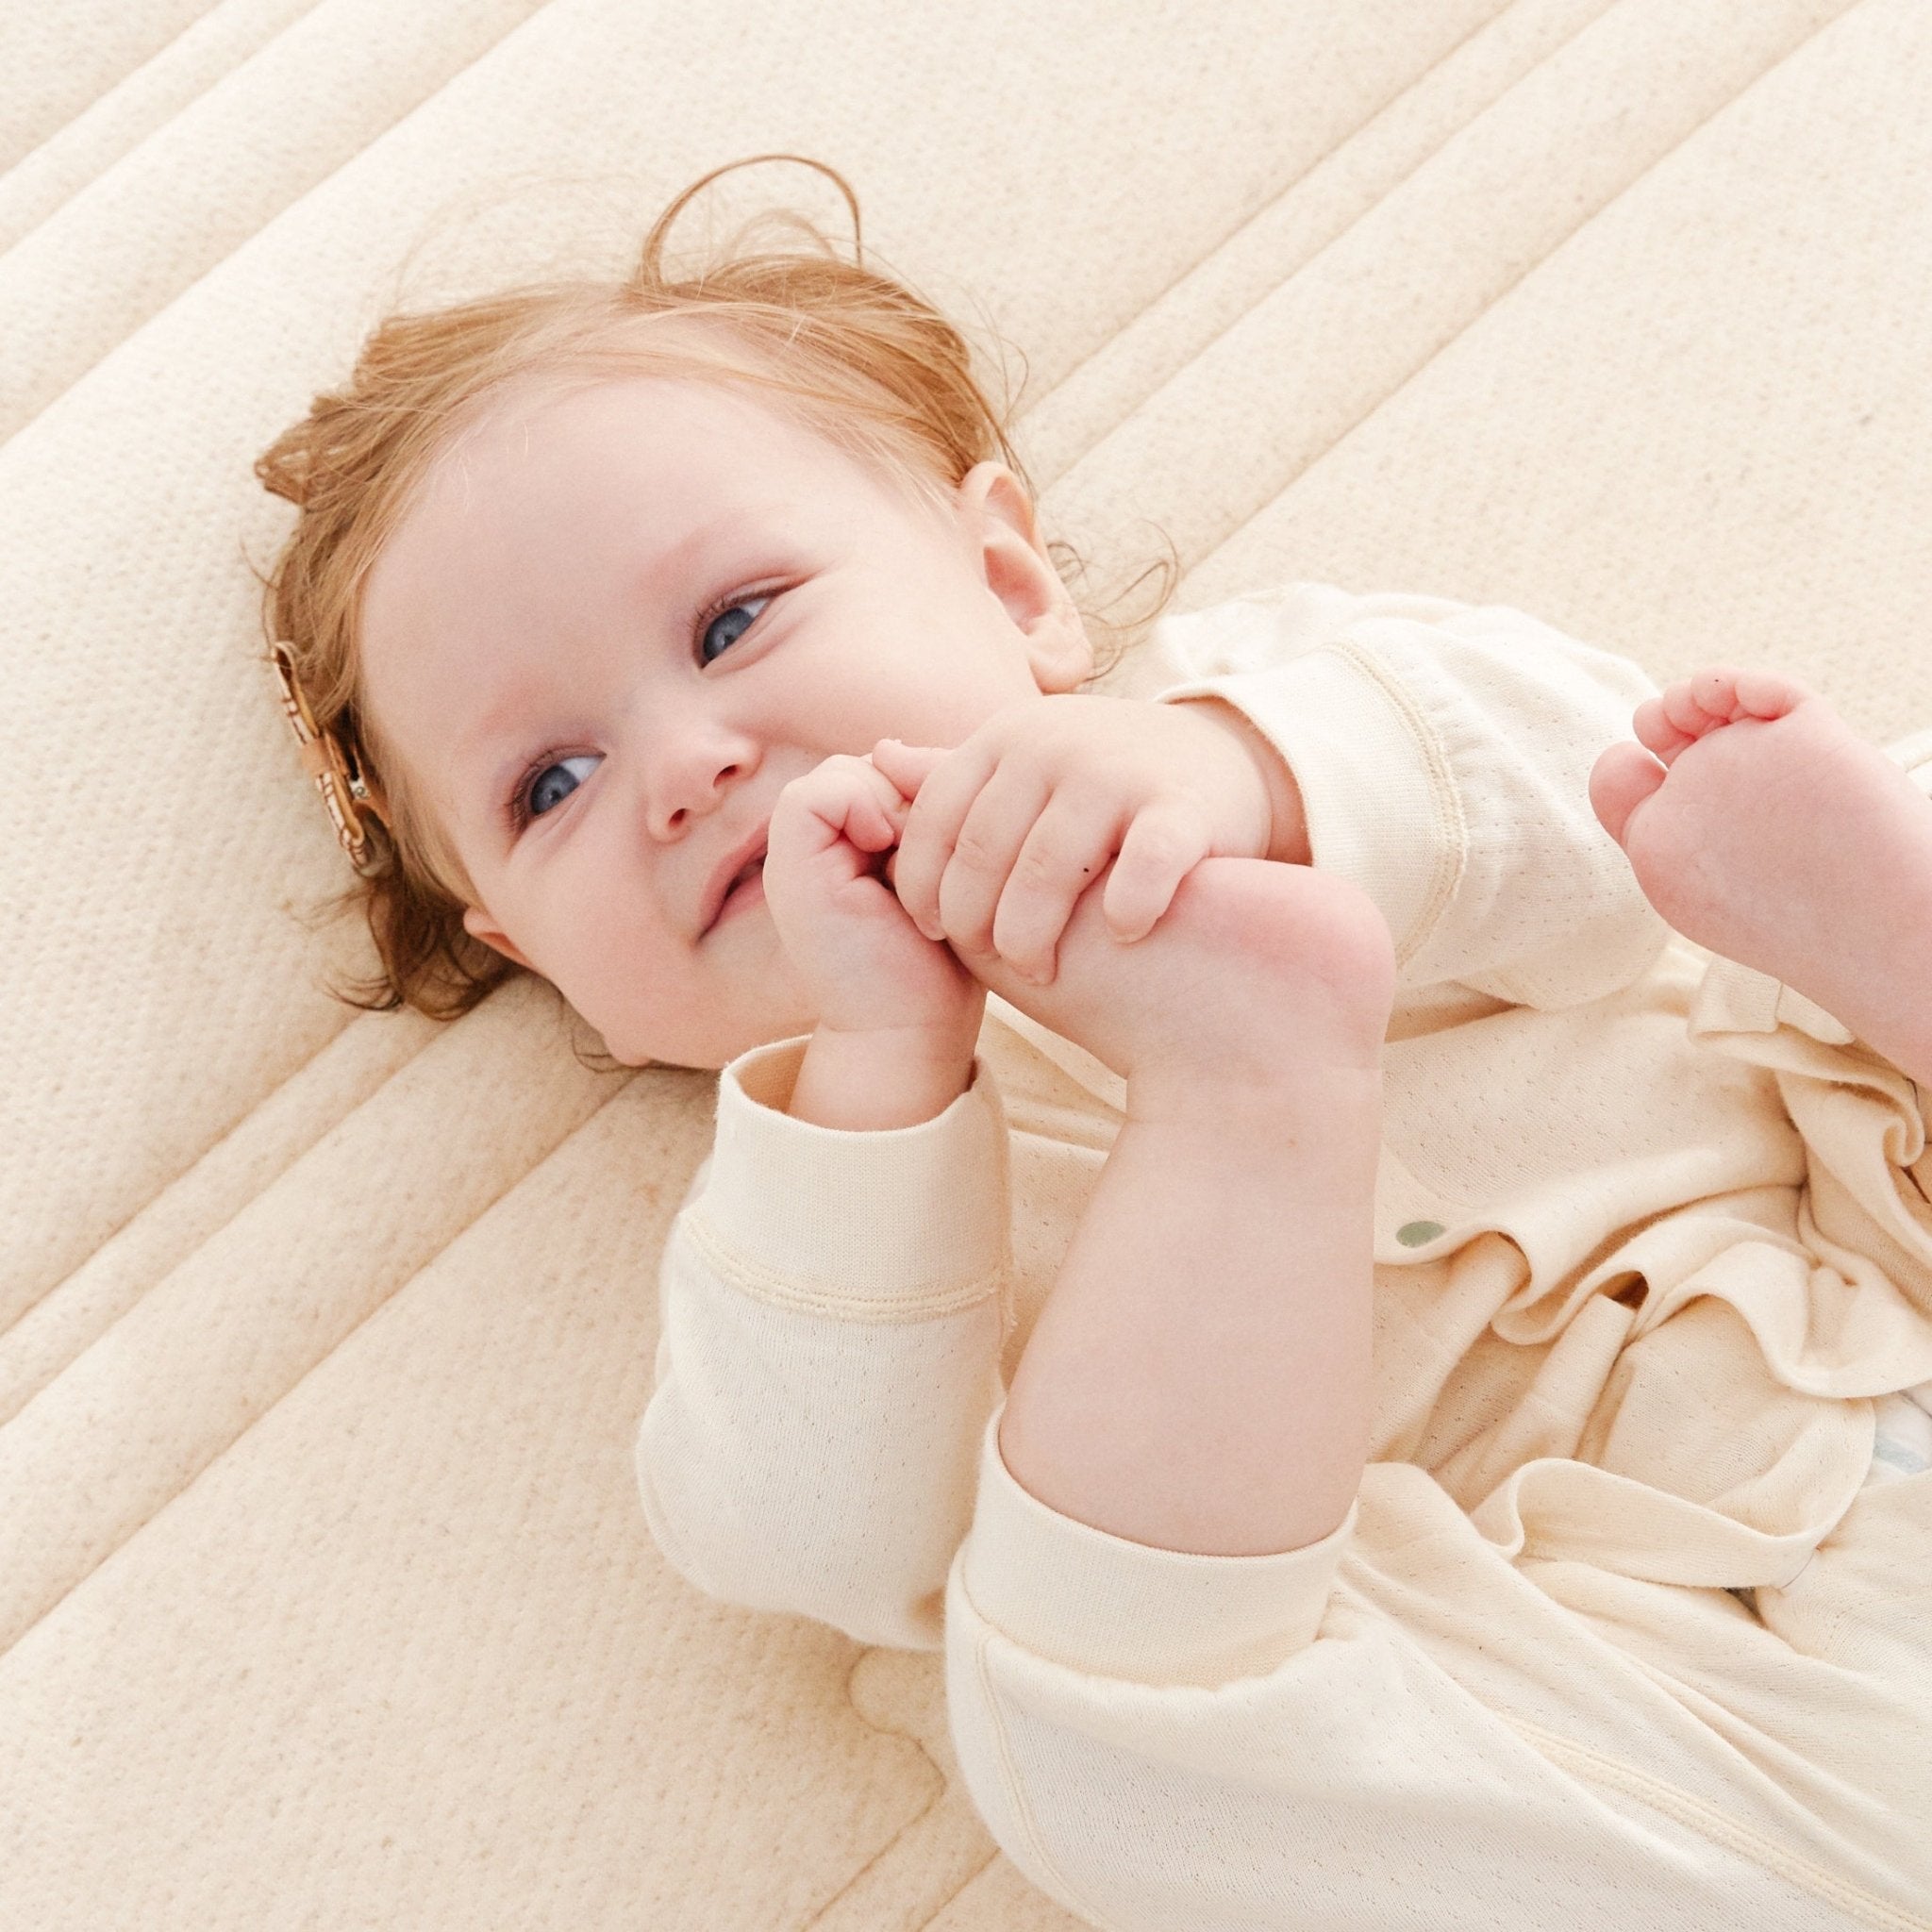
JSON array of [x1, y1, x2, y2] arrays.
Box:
[[680, 1035, 1011, 1318], [1153, 648, 1457, 970], [1688, 955, 1856, 1046], [958, 1405, 1354, 1688]]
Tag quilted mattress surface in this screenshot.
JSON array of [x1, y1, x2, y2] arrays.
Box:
[[3, 2, 1929, 1925]]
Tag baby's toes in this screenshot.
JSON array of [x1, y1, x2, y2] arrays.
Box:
[[1631, 693, 1699, 764], [1590, 740, 1668, 848], [1674, 663, 1811, 733], [1711, 663, 1812, 723], [1658, 670, 1750, 742]]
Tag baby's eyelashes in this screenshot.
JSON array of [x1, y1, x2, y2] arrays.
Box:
[[523, 752, 601, 822], [699, 593, 771, 664]]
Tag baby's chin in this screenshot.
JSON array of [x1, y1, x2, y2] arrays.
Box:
[[602, 958, 818, 1073]]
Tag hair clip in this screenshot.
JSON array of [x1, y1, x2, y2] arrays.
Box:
[[271, 643, 391, 875]]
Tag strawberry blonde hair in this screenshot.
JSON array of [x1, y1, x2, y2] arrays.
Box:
[[256, 156, 1174, 1023]]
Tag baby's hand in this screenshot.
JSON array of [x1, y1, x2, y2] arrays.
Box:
[[871, 693, 1277, 985], [761, 753, 983, 1050]]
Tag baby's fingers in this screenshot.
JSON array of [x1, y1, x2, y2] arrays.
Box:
[[878, 739, 998, 942], [870, 738, 949, 801], [1102, 802, 1212, 945], [987, 797, 1120, 984]]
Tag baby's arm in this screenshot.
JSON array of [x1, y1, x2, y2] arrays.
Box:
[[1141, 585, 1680, 1007], [1173, 693, 1313, 865], [638, 1035, 1009, 1650], [637, 753, 1010, 1646]]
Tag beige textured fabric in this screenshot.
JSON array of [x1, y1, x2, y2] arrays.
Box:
[[3, 1, 1927, 1924]]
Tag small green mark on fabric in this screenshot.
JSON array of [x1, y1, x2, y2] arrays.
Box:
[[1396, 1221, 1445, 1247]]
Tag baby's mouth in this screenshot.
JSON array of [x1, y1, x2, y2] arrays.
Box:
[[714, 849, 766, 926]]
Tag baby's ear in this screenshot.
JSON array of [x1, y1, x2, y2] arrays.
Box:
[[462, 905, 533, 971], [957, 462, 1091, 692]]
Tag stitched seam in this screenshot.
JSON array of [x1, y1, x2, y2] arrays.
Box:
[[971, 1629, 1119, 1931], [1175, 1, 1863, 593], [798, 1652, 952, 1928], [0, 0, 333, 251], [677, 1209, 1002, 1323], [1, 0, 565, 450], [0, 1060, 639, 1661], [1324, 638, 1468, 968], [0, 0, 233, 177], [1502, 1713, 1932, 1932], [4, 1010, 376, 1309], [1013, 0, 1584, 462]]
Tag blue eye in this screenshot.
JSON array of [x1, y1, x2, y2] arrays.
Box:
[[525, 752, 600, 819], [700, 595, 770, 664], [505, 592, 774, 834]]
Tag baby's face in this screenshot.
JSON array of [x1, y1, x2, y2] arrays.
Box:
[[358, 372, 1091, 1069]]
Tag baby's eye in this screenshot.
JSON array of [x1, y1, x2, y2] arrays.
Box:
[[525, 753, 601, 820], [700, 595, 771, 664]]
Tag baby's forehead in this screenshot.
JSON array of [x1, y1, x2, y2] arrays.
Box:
[[371, 365, 961, 642], [445, 364, 809, 470], [426, 360, 952, 525]]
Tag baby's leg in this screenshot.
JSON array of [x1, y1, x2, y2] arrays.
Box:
[[958, 858, 1397, 1557], [1590, 666, 1932, 1086]]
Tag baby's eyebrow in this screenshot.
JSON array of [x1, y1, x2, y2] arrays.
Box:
[[461, 682, 558, 818]]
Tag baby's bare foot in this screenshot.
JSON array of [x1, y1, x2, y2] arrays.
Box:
[[959, 855, 1396, 1106], [1589, 664, 1932, 1079]]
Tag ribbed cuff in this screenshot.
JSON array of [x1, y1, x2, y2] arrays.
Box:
[[1688, 956, 1856, 1045], [1153, 647, 1454, 968], [958, 1406, 1353, 1689], [678, 1036, 1010, 1317]]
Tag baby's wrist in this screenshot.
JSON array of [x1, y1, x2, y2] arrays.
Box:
[[1171, 696, 1312, 865], [788, 1016, 980, 1130]]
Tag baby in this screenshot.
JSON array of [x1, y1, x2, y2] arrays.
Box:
[[260, 161, 1932, 1925]]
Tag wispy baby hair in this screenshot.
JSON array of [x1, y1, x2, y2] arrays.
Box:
[[256, 153, 1173, 1024]]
